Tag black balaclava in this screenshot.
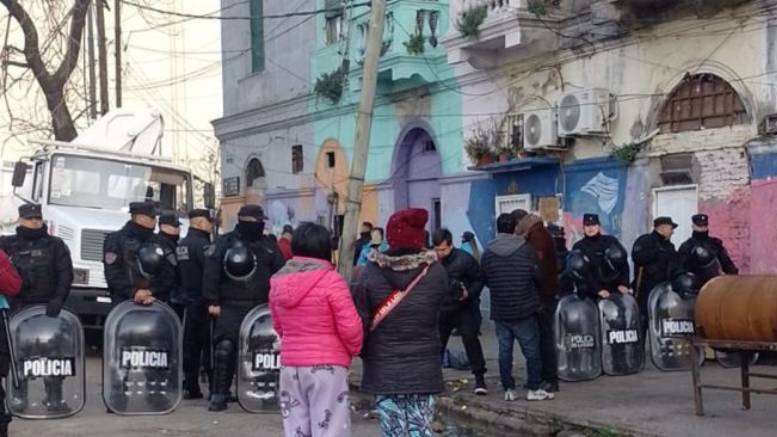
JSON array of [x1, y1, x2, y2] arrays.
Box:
[[160, 231, 180, 245], [237, 220, 264, 241], [16, 225, 48, 240], [693, 230, 710, 240]]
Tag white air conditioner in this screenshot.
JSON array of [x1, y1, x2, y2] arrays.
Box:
[[557, 88, 614, 137], [523, 109, 558, 150]]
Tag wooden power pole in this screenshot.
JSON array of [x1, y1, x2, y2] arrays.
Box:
[[86, 4, 97, 119], [95, 0, 109, 115], [114, 0, 122, 108], [337, 0, 386, 279]]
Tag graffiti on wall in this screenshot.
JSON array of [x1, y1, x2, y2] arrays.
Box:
[[563, 158, 627, 243]]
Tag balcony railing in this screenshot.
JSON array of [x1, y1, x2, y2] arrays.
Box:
[[349, 0, 449, 87]]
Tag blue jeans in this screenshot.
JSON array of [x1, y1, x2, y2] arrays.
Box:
[[495, 317, 543, 391]]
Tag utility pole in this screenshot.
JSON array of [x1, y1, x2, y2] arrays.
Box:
[[95, 0, 109, 115], [337, 0, 386, 279], [114, 0, 122, 108], [86, 4, 97, 119]]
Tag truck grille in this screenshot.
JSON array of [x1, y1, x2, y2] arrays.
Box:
[[80, 229, 110, 262]]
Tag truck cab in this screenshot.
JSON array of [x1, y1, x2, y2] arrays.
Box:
[[10, 142, 193, 331]]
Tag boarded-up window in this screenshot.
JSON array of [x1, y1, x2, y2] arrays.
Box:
[[658, 74, 747, 133]]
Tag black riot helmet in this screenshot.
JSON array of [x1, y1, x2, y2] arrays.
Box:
[[224, 242, 257, 282], [566, 250, 590, 281], [137, 242, 165, 280], [690, 244, 716, 269], [672, 271, 700, 298], [603, 244, 627, 274]]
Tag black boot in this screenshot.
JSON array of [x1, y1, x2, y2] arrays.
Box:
[[44, 378, 70, 413], [209, 339, 234, 412], [208, 393, 228, 412]]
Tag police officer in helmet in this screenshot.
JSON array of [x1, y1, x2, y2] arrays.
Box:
[[0, 204, 74, 419], [103, 202, 176, 305], [678, 214, 738, 286], [177, 209, 215, 400], [203, 205, 285, 411], [572, 214, 630, 300], [158, 214, 184, 319]]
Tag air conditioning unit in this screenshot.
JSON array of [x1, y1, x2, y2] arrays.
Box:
[[523, 109, 558, 150], [557, 88, 614, 137]]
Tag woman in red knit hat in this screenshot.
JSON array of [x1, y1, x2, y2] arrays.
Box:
[[352, 208, 450, 436]]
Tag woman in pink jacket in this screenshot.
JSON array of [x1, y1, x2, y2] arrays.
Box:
[[270, 222, 363, 437]]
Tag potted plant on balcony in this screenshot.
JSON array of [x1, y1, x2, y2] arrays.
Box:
[[457, 6, 487, 38], [314, 66, 345, 104], [404, 32, 425, 55], [465, 124, 497, 167]]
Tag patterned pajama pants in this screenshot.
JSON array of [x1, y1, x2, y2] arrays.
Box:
[[375, 394, 435, 437], [279, 366, 352, 437]]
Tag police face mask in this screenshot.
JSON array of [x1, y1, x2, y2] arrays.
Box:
[[237, 220, 264, 240], [160, 231, 180, 244]]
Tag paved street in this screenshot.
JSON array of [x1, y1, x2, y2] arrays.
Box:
[[11, 354, 381, 437]]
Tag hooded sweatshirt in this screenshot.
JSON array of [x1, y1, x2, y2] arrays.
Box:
[[481, 233, 542, 321], [269, 257, 363, 368]]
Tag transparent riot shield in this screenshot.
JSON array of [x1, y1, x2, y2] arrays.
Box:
[[648, 283, 704, 371], [555, 294, 602, 382], [103, 300, 182, 415], [6, 305, 84, 419], [237, 304, 280, 413], [599, 293, 644, 376]]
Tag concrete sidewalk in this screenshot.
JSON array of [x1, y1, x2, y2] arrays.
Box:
[[353, 321, 776, 436]]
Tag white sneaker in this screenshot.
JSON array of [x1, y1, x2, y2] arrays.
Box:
[[504, 389, 518, 401], [526, 389, 555, 401]]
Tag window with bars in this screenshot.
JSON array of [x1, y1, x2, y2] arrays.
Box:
[[658, 74, 747, 133], [325, 0, 343, 45], [292, 145, 304, 174], [505, 113, 524, 151]]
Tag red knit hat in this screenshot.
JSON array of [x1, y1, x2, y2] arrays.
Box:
[[386, 208, 429, 251]]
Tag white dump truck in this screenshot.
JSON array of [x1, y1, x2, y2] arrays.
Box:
[[5, 109, 213, 331]]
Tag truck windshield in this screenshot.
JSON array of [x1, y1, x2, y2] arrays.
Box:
[[48, 154, 191, 213]]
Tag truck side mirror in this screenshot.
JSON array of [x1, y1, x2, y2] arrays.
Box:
[[204, 182, 215, 210], [11, 161, 28, 187]]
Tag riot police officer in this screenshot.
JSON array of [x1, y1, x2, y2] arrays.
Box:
[[158, 214, 184, 320], [103, 202, 176, 305], [203, 205, 285, 411], [632, 216, 679, 338], [678, 214, 738, 285], [0, 204, 74, 414], [0, 249, 19, 437], [572, 214, 630, 300], [177, 209, 214, 400]]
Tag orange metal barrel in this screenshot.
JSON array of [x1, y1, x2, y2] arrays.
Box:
[[695, 275, 777, 342]]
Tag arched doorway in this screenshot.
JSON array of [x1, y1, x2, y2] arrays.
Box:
[[244, 157, 266, 205], [392, 126, 442, 232], [315, 140, 350, 235]]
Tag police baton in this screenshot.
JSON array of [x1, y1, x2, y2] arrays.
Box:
[[0, 308, 20, 390], [209, 317, 215, 371]]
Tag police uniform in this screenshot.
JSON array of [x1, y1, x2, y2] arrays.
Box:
[[157, 214, 184, 320], [202, 205, 285, 411], [0, 204, 74, 416], [177, 209, 213, 399], [103, 203, 176, 304], [571, 214, 630, 300], [678, 214, 738, 285]]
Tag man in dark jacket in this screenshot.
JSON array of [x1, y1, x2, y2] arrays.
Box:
[[678, 214, 738, 285], [202, 205, 285, 411], [432, 228, 487, 395], [103, 202, 176, 305], [632, 217, 679, 336], [352, 208, 448, 436], [572, 214, 630, 300], [511, 209, 559, 393], [177, 209, 214, 400], [481, 213, 553, 402], [0, 204, 74, 416], [158, 214, 184, 320]]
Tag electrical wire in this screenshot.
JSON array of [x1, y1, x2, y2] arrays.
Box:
[[119, 0, 371, 21]]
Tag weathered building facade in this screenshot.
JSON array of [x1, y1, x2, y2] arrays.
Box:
[[215, 0, 777, 273]]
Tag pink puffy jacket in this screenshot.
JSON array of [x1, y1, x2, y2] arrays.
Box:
[[270, 257, 363, 368]]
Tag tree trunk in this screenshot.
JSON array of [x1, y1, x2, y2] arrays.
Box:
[[45, 87, 78, 141]]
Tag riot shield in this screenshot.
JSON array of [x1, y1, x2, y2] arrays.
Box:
[[647, 283, 704, 371], [6, 305, 84, 419], [237, 304, 280, 413], [599, 293, 644, 376], [103, 300, 182, 415], [554, 294, 602, 382]]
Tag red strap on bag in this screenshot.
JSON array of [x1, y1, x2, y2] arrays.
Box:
[[369, 265, 430, 332]]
